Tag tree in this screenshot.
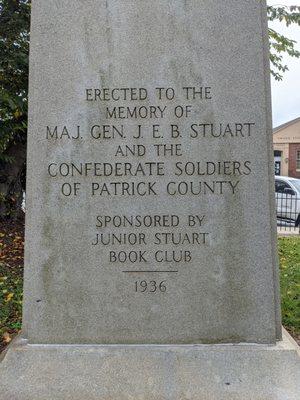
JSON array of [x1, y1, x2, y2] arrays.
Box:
[[0, 2, 299, 219], [0, 0, 30, 220], [268, 5, 300, 81]]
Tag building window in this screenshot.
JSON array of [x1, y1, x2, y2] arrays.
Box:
[[297, 151, 300, 171], [274, 150, 282, 175]]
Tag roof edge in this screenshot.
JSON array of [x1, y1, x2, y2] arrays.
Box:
[[273, 117, 300, 134]]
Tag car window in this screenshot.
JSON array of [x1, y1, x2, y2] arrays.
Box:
[[288, 179, 300, 192], [275, 180, 292, 193]]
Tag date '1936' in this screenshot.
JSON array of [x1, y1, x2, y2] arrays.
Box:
[[135, 281, 167, 293]]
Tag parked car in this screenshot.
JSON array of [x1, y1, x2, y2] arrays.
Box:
[[275, 176, 300, 226]]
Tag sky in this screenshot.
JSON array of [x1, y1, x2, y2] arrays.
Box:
[[267, 0, 300, 128]]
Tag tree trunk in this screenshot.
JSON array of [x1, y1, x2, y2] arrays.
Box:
[[0, 141, 26, 221]]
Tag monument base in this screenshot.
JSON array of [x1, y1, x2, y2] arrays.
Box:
[[0, 330, 299, 400]]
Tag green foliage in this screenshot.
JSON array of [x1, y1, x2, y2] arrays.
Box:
[[0, 263, 23, 344], [268, 5, 300, 81], [278, 237, 300, 335], [0, 0, 30, 162]]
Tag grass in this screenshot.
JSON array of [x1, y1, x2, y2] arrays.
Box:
[[0, 263, 23, 348], [278, 237, 300, 338], [0, 220, 24, 351], [0, 228, 299, 350]]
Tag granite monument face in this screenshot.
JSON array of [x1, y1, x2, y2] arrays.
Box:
[[24, 0, 280, 345], [0, 1, 299, 399]]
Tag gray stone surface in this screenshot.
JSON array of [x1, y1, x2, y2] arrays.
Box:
[[22, 0, 280, 345], [0, 330, 299, 400], [1, 1, 300, 399]]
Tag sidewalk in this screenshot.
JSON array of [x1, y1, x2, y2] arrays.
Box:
[[277, 227, 299, 236]]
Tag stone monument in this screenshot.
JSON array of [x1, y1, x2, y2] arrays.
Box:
[[0, 1, 299, 399]]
